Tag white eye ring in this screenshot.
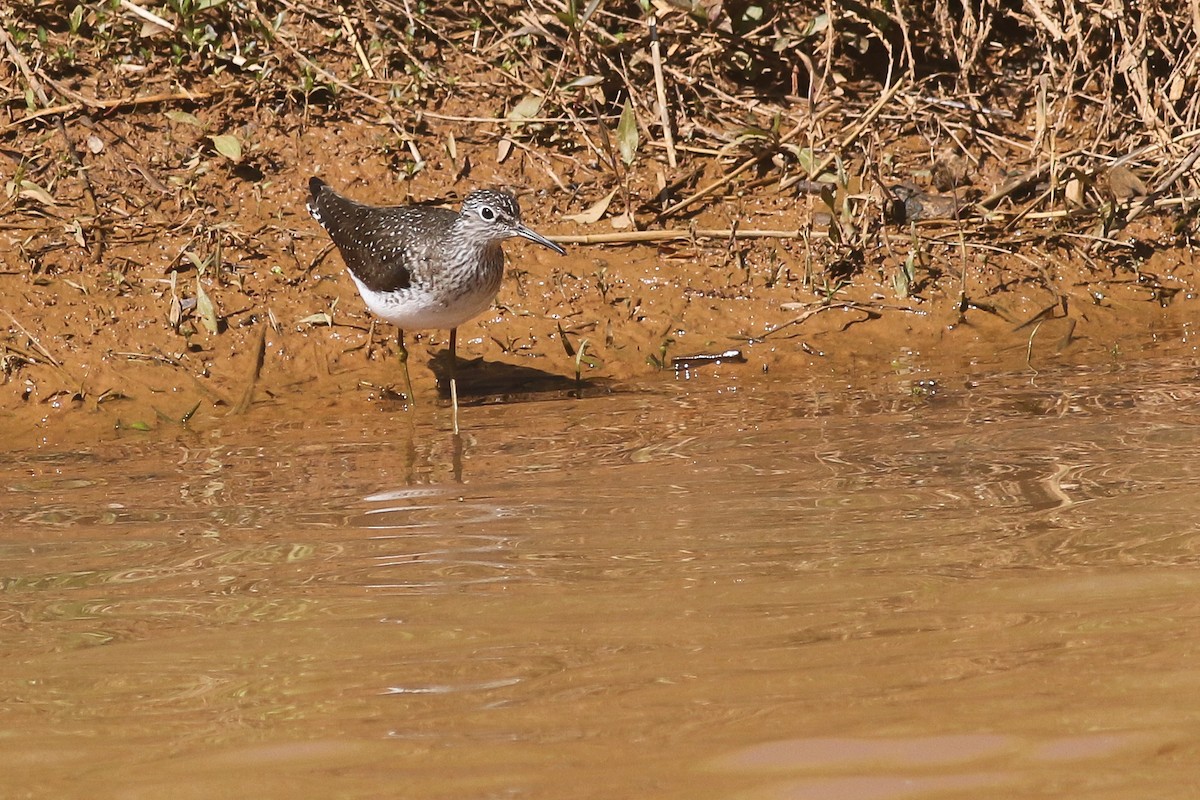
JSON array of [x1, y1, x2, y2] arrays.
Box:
[[480, 205, 496, 221]]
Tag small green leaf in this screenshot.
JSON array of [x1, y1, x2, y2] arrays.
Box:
[[782, 144, 816, 173], [210, 134, 242, 163], [166, 110, 203, 127], [195, 278, 219, 334], [556, 321, 576, 357], [17, 180, 57, 206], [507, 93, 543, 124], [563, 74, 604, 89], [184, 250, 206, 273], [617, 98, 638, 166]]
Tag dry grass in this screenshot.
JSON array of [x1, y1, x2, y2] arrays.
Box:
[[2, 0, 1199, 351]]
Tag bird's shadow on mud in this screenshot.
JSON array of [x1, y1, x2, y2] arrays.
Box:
[[427, 351, 610, 405]]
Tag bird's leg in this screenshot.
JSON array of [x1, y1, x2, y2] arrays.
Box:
[[397, 328, 415, 406], [449, 327, 460, 435]]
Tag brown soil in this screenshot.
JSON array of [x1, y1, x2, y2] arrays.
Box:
[[4, 150, 1195, 454], [3, 5, 1199, 451]]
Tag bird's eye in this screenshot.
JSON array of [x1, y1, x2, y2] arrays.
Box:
[[480, 205, 496, 221]]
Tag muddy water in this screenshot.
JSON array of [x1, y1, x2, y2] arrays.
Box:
[[3, 356, 1200, 799]]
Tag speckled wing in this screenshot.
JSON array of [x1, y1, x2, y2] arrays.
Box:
[[307, 178, 449, 293]]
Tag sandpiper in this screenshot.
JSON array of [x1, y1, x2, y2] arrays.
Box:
[[307, 177, 566, 433]]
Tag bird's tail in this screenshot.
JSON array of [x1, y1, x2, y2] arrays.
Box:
[[306, 177, 329, 226], [308, 176, 328, 202]]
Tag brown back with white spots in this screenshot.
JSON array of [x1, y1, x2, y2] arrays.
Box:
[[307, 178, 460, 294]]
